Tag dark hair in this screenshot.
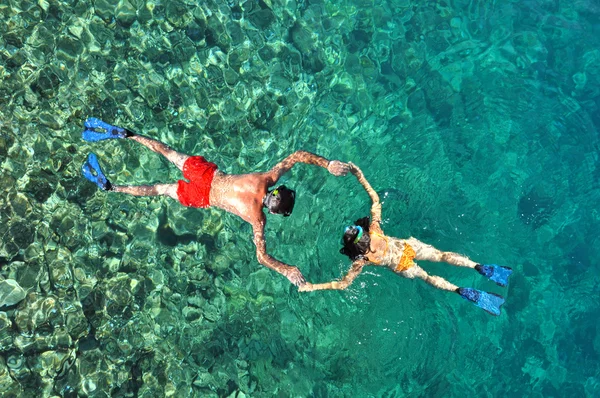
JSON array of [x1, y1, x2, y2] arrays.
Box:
[[263, 185, 296, 217], [340, 217, 371, 261]]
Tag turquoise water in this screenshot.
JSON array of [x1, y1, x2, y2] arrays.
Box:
[[1, 0, 599, 396]]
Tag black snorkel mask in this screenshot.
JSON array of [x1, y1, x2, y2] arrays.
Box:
[[264, 186, 295, 216]]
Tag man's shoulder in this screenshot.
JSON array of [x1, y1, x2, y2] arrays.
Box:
[[234, 171, 272, 188]]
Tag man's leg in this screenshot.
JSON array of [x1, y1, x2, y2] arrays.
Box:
[[405, 237, 477, 268], [82, 153, 179, 202], [82, 117, 189, 170], [113, 183, 178, 200], [128, 135, 189, 171]]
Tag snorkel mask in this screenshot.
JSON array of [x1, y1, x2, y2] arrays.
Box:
[[344, 225, 364, 244]]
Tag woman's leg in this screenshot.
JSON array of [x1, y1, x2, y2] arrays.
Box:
[[400, 264, 458, 292], [405, 237, 477, 269], [401, 265, 505, 315], [113, 183, 179, 201], [128, 135, 189, 171]]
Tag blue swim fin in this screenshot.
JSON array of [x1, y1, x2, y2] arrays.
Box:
[[458, 287, 505, 316], [82, 153, 112, 191], [476, 264, 513, 287], [82, 117, 132, 142]]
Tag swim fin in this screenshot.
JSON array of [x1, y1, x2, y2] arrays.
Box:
[[458, 287, 505, 316], [82, 117, 132, 141], [475, 264, 513, 287], [82, 153, 112, 191]]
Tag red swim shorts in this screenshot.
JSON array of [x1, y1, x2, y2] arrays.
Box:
[[177, 156, 218, 208]]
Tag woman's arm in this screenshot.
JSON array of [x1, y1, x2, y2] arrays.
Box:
[[349, 162, 382, 226], [299, 260, 366, 291]]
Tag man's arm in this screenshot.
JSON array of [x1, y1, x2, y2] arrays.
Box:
[[298, 260, 366, 292], [252, 218, 306, 286], [349, 162, 382, 226], [266, 150, 349, 183]]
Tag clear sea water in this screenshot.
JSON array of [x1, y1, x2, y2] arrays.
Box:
[[1, 0, 599, 397]]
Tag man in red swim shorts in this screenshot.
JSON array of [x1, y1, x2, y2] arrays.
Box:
[[81, 118, 349, 287]]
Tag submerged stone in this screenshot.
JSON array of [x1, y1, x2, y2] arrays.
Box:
[[207, 254, 230, 275], [94, 0, 119, 20], [0, 312, 13, 351], [0, 279, 26, 308], [56, 35, 84, 62], [38, 111, 64, 130], [116, 0, 137, 27], [166, 1, 192, 28], [30, 68, 61, 99]]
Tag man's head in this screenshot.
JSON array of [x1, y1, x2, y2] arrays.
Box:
[[340, 217, 371, 260], [263, 185, 296, 216]]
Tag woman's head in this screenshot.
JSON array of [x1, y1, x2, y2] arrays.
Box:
[[340, 216, 371, 261], [263, 185, 296, 216]]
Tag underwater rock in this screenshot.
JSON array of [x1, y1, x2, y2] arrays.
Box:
[[123, 238, 156, 271], [7, 192, 32, 219], [8, 219, 35, 250], [0, 279, 26, 308], [518, 185, 555, 229], [6, 259, 43, 292], [173, 37, 196, 62], [116, 0, 137, 27], [0, 312, 13, 351], [0, 355, 20, 393], [247, 268, 277, 297], [30, 67, 61, 99], [228, 47, 251, 71], [0, 132, 14, 159], [48, 247, 74, 290], [166, 1, 193, 28], [186, 21, 205, 42], [226, 20, 245, 46], [267, 64, 291, 94], [183, 306, 202, 322], [38, 111, 65, 130], [193, 368, 215, 389], [24, 168, 55, 202], [56, 35, 84, 63], [94, 0, 119, 21], [223, 67, 239, 86], [6, 354, 30, 384], [248, 94, 279, 130], [290, 22, 315, 55], [14, 293, 62, 335], [34, 350, 73, 380], [205, 14, 231, 51], [6, 48, 28, 68], [207, 254, 230, 275], [247, 7, 275, 29], [202, 303, 219, 322], [65, 302, 88, 340], [513, 31, 547, 66]]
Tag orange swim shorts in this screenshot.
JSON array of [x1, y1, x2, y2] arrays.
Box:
[[395, 243, 416, 272]]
